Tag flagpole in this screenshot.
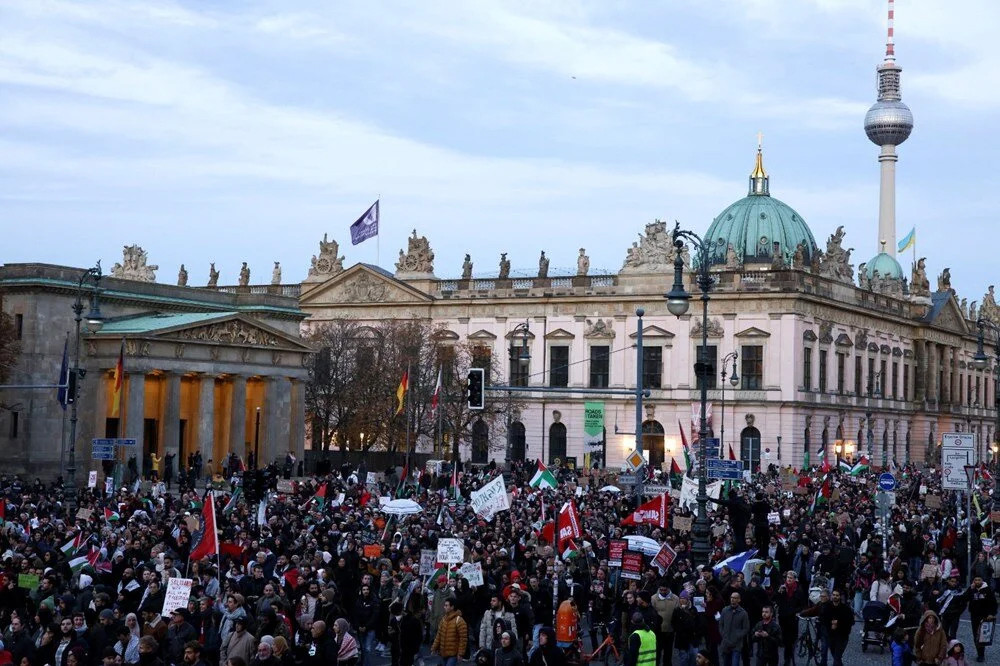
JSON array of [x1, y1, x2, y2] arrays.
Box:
[[376, 195, 381, 268], [404, 361, 412, 473]]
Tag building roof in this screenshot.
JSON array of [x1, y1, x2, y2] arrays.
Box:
[[97, 312, 239, 334], [865, 252, 904, 280]]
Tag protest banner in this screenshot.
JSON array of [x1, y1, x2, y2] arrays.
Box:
[[621, 550, 643, 580], [673, 516, 693, 533], [652, 543, 677, 575], [767, 511, 781, 525], [161, 578, 193, 617], [470, 476, 510, 520], [17, 574, 38, 590], [420, 549, 438, 575], [88, 471, 98, 488], [437, 538, 465, 564], [458, 562, 484, 587], [608, 539, 627, 567], [363, 544, 382, 559]]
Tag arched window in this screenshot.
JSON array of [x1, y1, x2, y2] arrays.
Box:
[[548, 422, 567, 465], [471, 420, 489, 464], [642, 420, 665, 471], [740, 426, 762, 472], [509, 421, 526, 462]]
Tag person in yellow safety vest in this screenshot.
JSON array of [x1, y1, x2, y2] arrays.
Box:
[[625, 612, 657, 666]]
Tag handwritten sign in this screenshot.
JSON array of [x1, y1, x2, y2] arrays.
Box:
[[276, 480, 296, 494], [673, 516, 693, 533], [470, 476, 510, 520], [420, 549, 438, 575], [925, 495, 942, 509], [88, 471, 98, 488], [17, 574, 38, 590], [608, 539, 627, 567], [920, 563, 938, 581], [767, 511, 781, 525], [458, 562, 484, 587], [363, 544, 383, 559], [76, 508, 93, 521], [161, 577, 193, 617], [621, 550, 643, 580], [436, 538, 464, 564]]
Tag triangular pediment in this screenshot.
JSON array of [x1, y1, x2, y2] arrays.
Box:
[[299, 263, 434, 305], [468, 329, 497, 341], [95, 312, 311, 351], [544, 328, 575, 340], [734, 326, 770, 338], [930, 295, 969, 335], [505, 329, 536, 341], [629, 325, 675, 339], [432, 329, 460, 342]]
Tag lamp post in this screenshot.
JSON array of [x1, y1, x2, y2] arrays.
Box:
[[67, 262, 105, 514], [254, 407, 261, 470], [866, 369, 884, 469], [507, 321, 531, 462], [665, 221, 716, 566], [973, 316, 1000, 503], [720, 352, 739, 460]]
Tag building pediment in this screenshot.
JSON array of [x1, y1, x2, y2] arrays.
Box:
[[94, 312, 311, 352], [629, 325, 675, 339], [544, 328, 575, 340], [468, 329, 498, 341], [298, 263, 434, 305], [734, 326, 770, 338]]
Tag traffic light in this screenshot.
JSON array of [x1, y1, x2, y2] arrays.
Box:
[[467, 368, 485, 410], [66, 369, 80, 404]]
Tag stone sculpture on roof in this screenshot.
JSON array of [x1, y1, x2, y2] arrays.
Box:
[[177, 264, 188, 287], [271, 262, 282, 285], [910, 258, 930, 297], [622, 219, 679, 273], [937, 267, 952, 293], [111, 245, 158, 282], [207, 263, 220, 288], [306, 234, 346, 282], [462, 254, 473, 280], [819, 226, 854, 283], [395, 229, 435, 276], [238, 262, 250, 287], [537, 251, 549, 279], [577, 248, 590, 276], [498, 253, 511, 280]]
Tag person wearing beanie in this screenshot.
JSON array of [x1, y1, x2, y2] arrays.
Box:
[[166, 609, 196, 666], [672, 592, 699, 666], [387, 601, 423, 666], [651, 580, 679, 666], [625, 612, 657, 666]]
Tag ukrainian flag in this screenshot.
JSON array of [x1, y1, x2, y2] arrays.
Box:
[[897, 227, 915, 253]]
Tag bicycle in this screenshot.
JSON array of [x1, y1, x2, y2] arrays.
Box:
[[796, 614, 823, 666], [581, 632, 621, 666]]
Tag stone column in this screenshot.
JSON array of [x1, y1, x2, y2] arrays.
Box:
[[926, 342, 938, 402], [229, 375, 247, 460], [125, 372, 146, 450], [914, 343, 926, 402], [197, 375, 216, 462], [92, 370, 109, 439], [263, 378, 291, 464], [942, 346, 953, 404], [163, 372, 182, 465], [951, 347, 959, 405], [289, 379, 306, 461]]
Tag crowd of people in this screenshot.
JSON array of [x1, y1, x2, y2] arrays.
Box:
[[0, 455, 997, 666]]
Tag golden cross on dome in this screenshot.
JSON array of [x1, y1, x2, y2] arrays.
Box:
[[757, 131, 763, 150]]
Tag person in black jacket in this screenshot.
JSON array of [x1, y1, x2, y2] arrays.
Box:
[[708, 495, 751, 553], [387, 602, 422, 666], [529, 627, 565, 666], [818, 591, 853, 666], [6, 615, 35, 665], [353, 584, 380, 666], [672, 592, 699, 666], [774, 572, 806, 666], [303, 620, 337, 666], [751, 606, 782, 666], [966, 576, 998, 662]]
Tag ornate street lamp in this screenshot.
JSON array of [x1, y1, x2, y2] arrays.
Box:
[[866, 369, 884, 468], [506, 321, 531, 462], [720, 352, 739, 461], [664, 221, 716, 567], [67, 262, 104, 513]]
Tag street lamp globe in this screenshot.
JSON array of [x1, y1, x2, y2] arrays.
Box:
[[729, 372, 739, 387], [666, 288, 690, 317], [973, 348, 988, 370]]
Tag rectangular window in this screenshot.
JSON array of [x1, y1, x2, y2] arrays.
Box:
[[8, 411, 18, 438], [976, 376, 981, 405], [868, 357, 876, 395], [892, 361, 899, 399], [14, 314, 23, 340], [802, 347, 812, 390], [741, 345, 763, 390], [472, 346, 492, 384], [855, 356, 863, 395], [696, 345, 718, 390], [549, 345, 569, 388], [508, 354, 529, 387], [903, 364, 910, 401], [968, 375, 973, 406], [836, 352, 846, 394], [642, 346, 662, 389], [880, 359, 887, 396], [437, 346, 456, 387], [589, 345, 610, 388], [818, 350, 828, 393]]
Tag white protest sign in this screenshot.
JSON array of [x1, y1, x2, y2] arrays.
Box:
[[105, 477, 114, 495], [161, 577, 193, 617], [87, 471, 98, 488], [767, 511, 781, 525], [436, 538, 465, 564], [470, 476, 510, 520], [420, 549, 438, 575], [458, 562, 484, 586], [680, 475, 723, 510]]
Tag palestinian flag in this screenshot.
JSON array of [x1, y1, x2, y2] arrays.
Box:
[[86, 545, 111, 574], [669, 458, 683, 489], [561, 538, 583, 561], [849, 456, 870, 476], [451, 465, 460, 500], [838, 458, 852, 473], [529, 459, 557, 490], [103, 508, 120, 522], [222, 488, 243, 515], [301, 483, 328, 511], [60, 533, 85, 557], [821, 457, 832, 474], [0, 498, 5, 524], [678, 420, 693, 476], [396, 464, 409, 498], [809, 476, 831, 514], [68, 555, 90, 575]]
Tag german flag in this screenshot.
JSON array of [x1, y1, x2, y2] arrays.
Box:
[[111, 339, 125, 416]]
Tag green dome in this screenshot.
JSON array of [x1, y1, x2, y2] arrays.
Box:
[[865, 252, 903, 280], [700, 148, 818, 267]]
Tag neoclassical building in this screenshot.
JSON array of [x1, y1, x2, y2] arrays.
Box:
[[0, 252, 310, 480], [294, 152, 998, 472]]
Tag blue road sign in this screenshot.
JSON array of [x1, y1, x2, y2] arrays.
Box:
[[707, 458, 743, 480], [878, 473, 897, 492], [117, 438, 138, 447], [92, 438, 116, 447], [91, 443, 114, 460]]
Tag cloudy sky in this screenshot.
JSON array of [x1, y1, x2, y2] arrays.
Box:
[[2, 0, 997, 302]]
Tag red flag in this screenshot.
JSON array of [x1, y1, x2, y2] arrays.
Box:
[[557, 501, 582, 550], [820, 457, 831, 474], [219, 542, 244, 560], [0, 498, 5, 523], [728, 445, 737, 461], [111, 338, 125, 417], [540, 521, 555, 544], [283, 568, 300, 590], [622, 493, 671, 528], [189, 493, 218, 562]]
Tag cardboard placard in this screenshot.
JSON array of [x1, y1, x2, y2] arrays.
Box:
[[920, 563, 938, 581], [793, 487, 809, 495], [88, 471, 98, 488], [673, 516, 693, 533], [161, 577, 193, 617], [653, 543, 677, 575], [420, 549, 438, 575], [76, 508, 93, 521], [437, 538, 464, 564], [363, 544, 383, 559], [767, 511, 781, 525], [925, 495, 942, 509], [620, 550, 643, 580], [608, 539, 627, 568], [830, 489, 841, 502], [276, 480, 296, 494], [458, 562, 484, 586], [17, 573, 39, 590]]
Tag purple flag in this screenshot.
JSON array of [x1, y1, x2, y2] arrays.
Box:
[[350, 200, 379, 245]]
